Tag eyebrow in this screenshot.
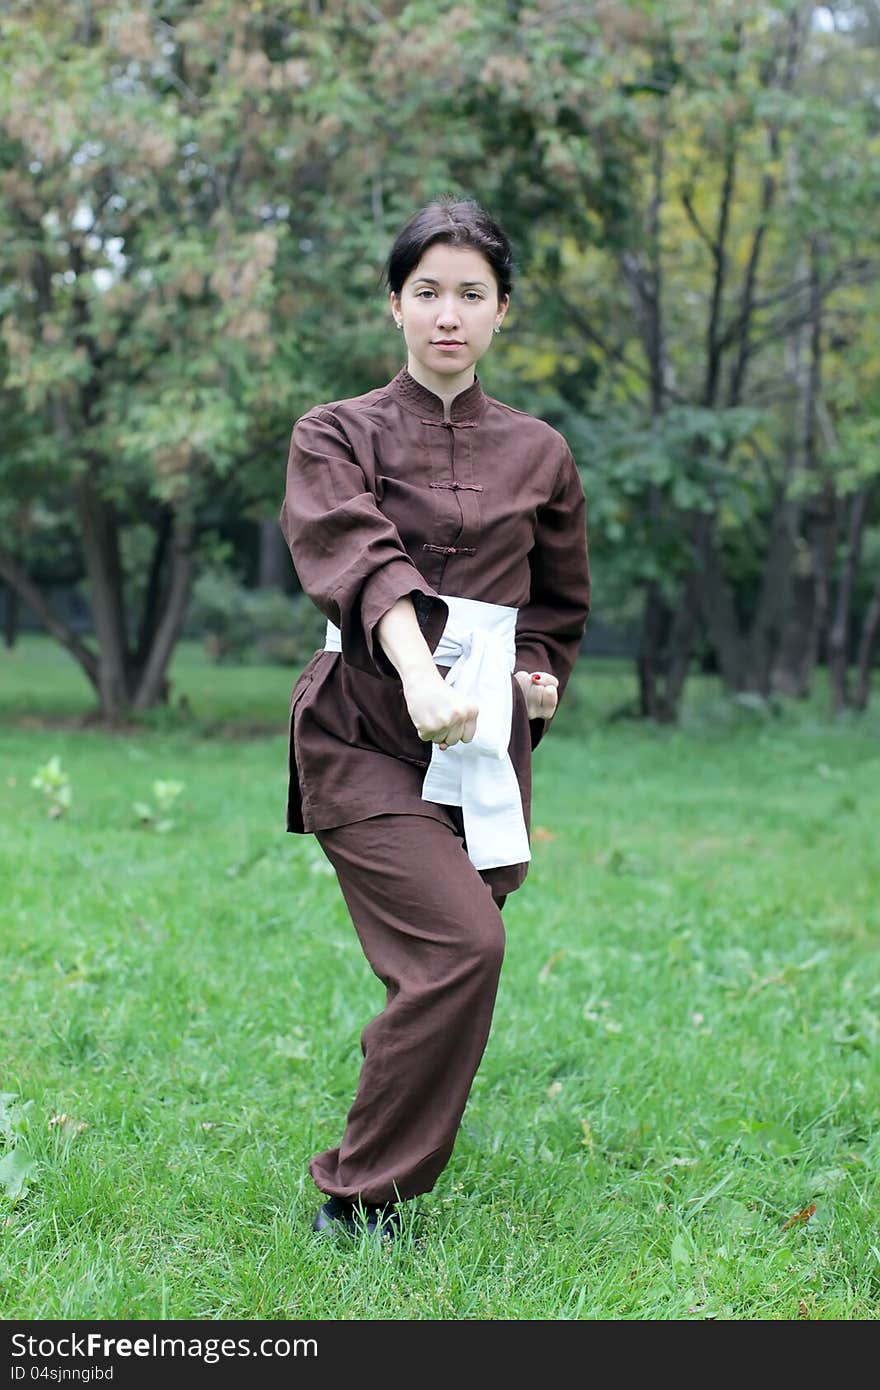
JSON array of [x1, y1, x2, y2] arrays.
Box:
[[412, 277, 490, 289]]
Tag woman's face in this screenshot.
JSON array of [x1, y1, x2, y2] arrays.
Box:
[[389, 242, 508, 389]]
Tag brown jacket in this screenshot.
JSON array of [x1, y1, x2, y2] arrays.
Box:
[[279, 366, 591, 896]]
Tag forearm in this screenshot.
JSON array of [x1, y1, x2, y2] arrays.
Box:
[[378, 596, 557, 722], [376, 596, 440, 684]]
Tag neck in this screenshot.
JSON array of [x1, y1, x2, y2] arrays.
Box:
[[406, 358, 475, 417]]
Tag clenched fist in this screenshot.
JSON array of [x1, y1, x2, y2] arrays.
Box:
[[402, 668, 479, 751], [514, 669, 559, 721]]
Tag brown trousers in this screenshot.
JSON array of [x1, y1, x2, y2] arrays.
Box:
[[310, 808, 507, 1206]]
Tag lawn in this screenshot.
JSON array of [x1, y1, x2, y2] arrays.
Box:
[[1, 637, 879, 1319]]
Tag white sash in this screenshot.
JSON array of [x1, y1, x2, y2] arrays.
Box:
[[323, 593, 531, 870]]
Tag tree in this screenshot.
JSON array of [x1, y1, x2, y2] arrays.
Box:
[[399, 0, 880, 715], [0, 4, 315, 715], [3, 0, 878, 723]]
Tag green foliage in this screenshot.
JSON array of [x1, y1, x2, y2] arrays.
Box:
[[187, 568, 325, 666], [29, 755, 71, 819], [0, 1, 878, 712], [253, 589, 327, 667], [132, 780, 185, 833], [186, 569, 258, 664], [561, 402, 768, 615], [0, 1093, 35, 1203], [0, 1147, 36, 1203]]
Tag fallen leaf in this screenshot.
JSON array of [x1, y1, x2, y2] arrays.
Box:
[[48, 1112, 88, 1137], [533, 826, 556, 843], [782, 1203, 816, 1230]]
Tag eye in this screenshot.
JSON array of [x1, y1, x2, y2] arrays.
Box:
[[464, 291, 484, 301], [415, 289, 435, 299]]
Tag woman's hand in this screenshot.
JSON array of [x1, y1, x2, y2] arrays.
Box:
[[403, 669, 479, 751], [514, 669, 559, 721]]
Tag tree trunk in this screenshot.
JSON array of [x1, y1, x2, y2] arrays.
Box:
[[133, 506, 173, 674], [810, 476, 839, 676], [694, 525, 749, 692], [631, 116, 699, 724], [692, 12, 809, 697], [258, 516, 290, 589], [828, 482, 873, 712], [771, 235, 829, 697], [73, 467, 132, 717], [853, 567, 880, 711], [663, 571, 701, 716], [2, 505, 196, 719], [28, 252, 191, 721], [3, 585, 19, 649], [0, 548, 99, 688], [773, 549, 817, 697], [132, 512, 195, 711], [773, 490, 839, 698], [638, 582, 667, 720], [637, 574, 699, 722], [745, 483, 798, 694]]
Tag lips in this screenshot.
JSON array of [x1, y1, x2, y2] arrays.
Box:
[[433, 341, 464, 346]]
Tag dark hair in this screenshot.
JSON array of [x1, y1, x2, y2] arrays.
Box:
[[383, 197, 514, 301]]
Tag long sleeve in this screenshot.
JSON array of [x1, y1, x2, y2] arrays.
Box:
[[279, 408, 449, 680], [513, 443, 591, 749]]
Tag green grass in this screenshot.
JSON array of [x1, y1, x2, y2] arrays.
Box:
[[1, 637, 879, 1319]]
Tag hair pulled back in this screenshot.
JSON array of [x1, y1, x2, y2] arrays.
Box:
[[384, 196, 514, 301]]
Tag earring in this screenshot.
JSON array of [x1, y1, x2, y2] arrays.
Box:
[[494, 325, 501, 334], [394, 320, 402, 330]]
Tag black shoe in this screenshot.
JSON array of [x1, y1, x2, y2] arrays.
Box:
[[312, 1194, 401, 1241]]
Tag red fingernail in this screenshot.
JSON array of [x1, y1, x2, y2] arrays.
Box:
[[531, 673, 541, 683]]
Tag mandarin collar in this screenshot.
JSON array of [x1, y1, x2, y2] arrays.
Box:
[[388, 366, 486, 424]]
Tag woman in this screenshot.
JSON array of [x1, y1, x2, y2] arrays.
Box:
[[279, 197, 591, 1240]]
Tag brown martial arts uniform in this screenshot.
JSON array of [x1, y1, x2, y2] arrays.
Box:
[[279, 366, 591, 1206]]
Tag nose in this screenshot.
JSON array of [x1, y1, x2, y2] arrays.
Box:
[[435, 297, 461, 330]]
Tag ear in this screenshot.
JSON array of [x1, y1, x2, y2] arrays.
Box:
[[496, 292, 510, 329], [388, 290, 401, 325]]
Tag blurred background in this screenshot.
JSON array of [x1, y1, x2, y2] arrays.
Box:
[[0, 0, 878, 723], [3, 3, 880, 1321]]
